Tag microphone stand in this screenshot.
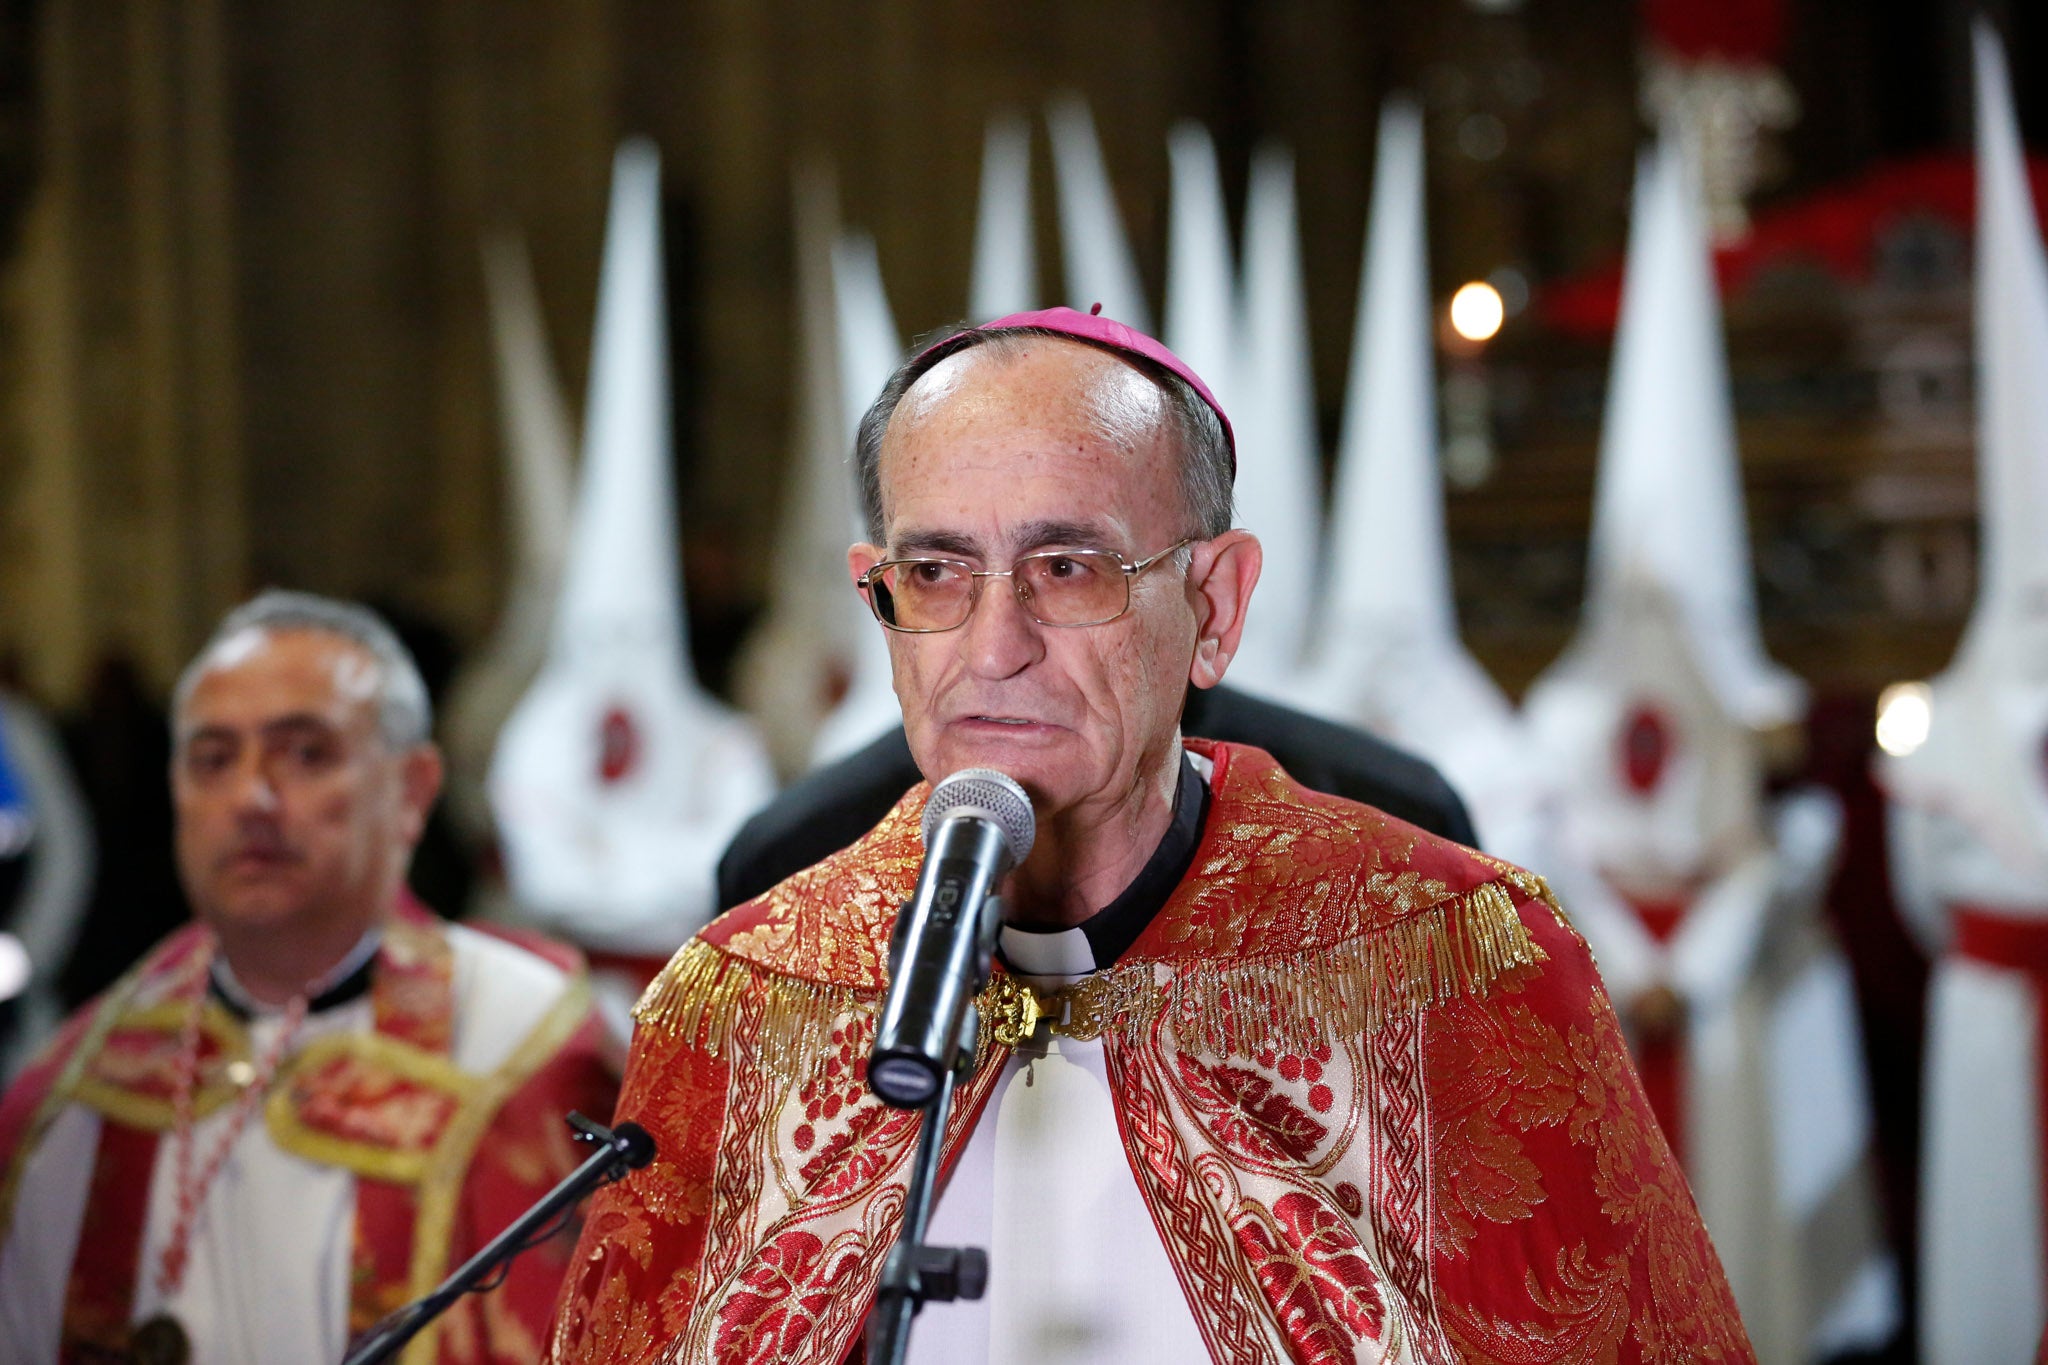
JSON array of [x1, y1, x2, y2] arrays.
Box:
[[340, 1112, 656, 1365], [865, 1004, 988, 1365]]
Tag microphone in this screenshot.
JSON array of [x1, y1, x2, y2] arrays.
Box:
[[869, 769, 1035, 1108]]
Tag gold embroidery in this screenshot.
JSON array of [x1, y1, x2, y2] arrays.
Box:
[[68, 1000, 253, 1132], [399, 971, 595, 1365], [263, 1031, 481, 1182], [636, 940, 879, 1081], [644, 875, 1547, 1075]]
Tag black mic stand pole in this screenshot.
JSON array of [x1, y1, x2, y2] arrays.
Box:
[[866, 1005, 987, 1365], [341, 1113, 656, 1365]]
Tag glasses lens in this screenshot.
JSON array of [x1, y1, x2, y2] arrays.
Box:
[[873, 560, 973, 631], [1015, 551, 1127, 626]]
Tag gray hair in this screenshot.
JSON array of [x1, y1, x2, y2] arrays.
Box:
[[172, 590, 433, 749], [853, 324, 1234, 544]]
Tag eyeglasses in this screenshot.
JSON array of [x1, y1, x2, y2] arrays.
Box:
[[857, 540, 1192, 633]]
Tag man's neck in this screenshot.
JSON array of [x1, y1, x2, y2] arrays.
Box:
[[211, 903, 387, 1007], [1006, 741, 1184, 928]]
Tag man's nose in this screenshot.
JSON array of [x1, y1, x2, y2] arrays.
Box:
[[959, 576, 1043, 679], [227, 753, 282, 815]]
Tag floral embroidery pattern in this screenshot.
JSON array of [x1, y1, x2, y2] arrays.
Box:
[[710, 1229, 861, 1364], [1230, 1191, 1388, 1363], [290, 1053, 460, 1151], [1173, 1053, 1330, 1168]]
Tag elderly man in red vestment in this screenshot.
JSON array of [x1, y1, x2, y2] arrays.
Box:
[[545, 308, 1753, 1364], [0, 591, 616, 1364]]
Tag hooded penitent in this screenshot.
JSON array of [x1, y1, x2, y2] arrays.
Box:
[[969, 111, 1037, 326], [732, 163, 874, 778], [806, 229, 909, 768], [1225, 141, 1325, 707], [488, 140, 777, 1030], [1523, 124, 1896, 1360], [442, 230, 577, 849], [1046, 94, 1152, 332], [1305, 98, 1548, 866], [1877, 21, 2048, 1363]]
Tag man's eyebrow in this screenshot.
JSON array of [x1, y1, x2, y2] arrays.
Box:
[[1012, 519, 1120, 552], [890, 529, 983, 558], [889, 519, 1123, 560], [259, 713, 341, 737], [179, 722, 237, 747]]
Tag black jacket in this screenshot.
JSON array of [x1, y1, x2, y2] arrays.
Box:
[[715, 684, 1479, 909]]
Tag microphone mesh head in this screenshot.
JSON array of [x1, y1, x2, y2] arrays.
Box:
[[922, 768, 1036, 863]]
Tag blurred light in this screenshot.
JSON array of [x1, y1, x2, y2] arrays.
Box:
[[1449, 282, 1505, 343], [1875, 681, 1932, 757], [0, 933, 28, 1003]]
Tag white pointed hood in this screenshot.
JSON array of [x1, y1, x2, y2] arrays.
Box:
[[731, 161, 867, 775], [969, 112, 1037, 322], [550, 140, 690, 674], [1308, 99, 1542, 862], [1319, 100, 1458, 652], [1550, 129, 1803, 730], [1046, 94, 1152, 331], [442, 230, 578, 841], [1163, 121, 1237, 412], [809, 230, 908, 766], [1525, 125, 1794, 885], [489, 139, 776, 953], [1225, 142, 1324, 702], [1879, 20, 2048, 878]]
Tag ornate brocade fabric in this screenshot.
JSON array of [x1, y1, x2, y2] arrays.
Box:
[[546, 741, 1752, 1364], [0, 907, 617, 1365]]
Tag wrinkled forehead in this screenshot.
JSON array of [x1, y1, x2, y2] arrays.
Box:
[[892, 340, 1168, 459], [178, 626, 382, 734], [878, 340, 1176, 527]]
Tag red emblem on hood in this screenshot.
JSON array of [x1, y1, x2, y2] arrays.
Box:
[[1619, 704, 1674, 793], [599, 706, 640, 785]]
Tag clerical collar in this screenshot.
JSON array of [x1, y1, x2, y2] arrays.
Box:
[[208, 925, 383, 1020], [998, 751, 1211, 984]]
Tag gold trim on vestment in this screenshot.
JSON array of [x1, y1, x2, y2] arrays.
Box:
[[634, 936, 876, 1078], [636, 873, 1551, 1074], [262, 1031, 481, 1183], [65, 1000, 253, 1133], [398, 970, 594, 1365]]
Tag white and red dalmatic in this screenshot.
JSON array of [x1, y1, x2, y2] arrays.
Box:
[[1876, 22, 2048, 1364], [544, 742, 1753, 1365], [0, 902, 613, 1364]]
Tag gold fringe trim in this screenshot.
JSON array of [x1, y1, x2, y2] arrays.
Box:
[[636, 875, 1548, 1073], [634, 939, 878, 1079]]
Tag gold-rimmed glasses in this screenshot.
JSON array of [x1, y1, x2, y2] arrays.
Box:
[[856, 540, 1192, 633]]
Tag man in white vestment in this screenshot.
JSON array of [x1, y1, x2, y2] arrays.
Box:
[[0, 592, 614, 1365]]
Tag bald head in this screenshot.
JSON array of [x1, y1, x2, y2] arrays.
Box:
[[854, 323, 1233, 545]]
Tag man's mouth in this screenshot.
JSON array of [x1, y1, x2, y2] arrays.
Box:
[[222, 846, 300, 872]]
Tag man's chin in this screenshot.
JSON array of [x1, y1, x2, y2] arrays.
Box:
[[196, 883, 311, 931]]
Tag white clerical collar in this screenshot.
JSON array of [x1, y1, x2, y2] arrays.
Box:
[[998, 923, 1098, 990]]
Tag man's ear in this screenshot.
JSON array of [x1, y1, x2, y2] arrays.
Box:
[[1186, 530, 1262, 690], [397, 744, 445, 845], [848, 543, 884, 584]]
